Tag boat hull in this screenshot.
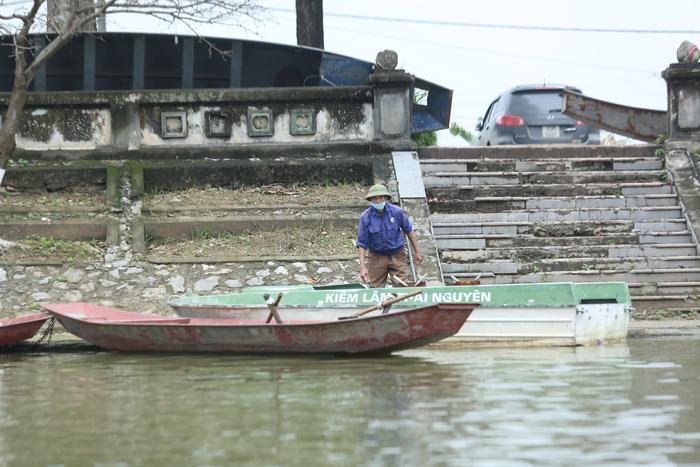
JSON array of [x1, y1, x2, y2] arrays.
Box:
[[0, 313, 50, 347], [169, 304, 630, 347], [452, 304, 629, 347], [43, 303, 476, 354]]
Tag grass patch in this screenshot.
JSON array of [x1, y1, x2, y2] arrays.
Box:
[[148, 225, 357, 257], [0, 236, 104, 263], [0, 186, 105, 209], [144, 183, 367, 207]]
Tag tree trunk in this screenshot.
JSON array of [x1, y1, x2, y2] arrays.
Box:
[[47, 0, 97, 32], [0, 76, 28, 171], [96, 0, 106, 31], [0, 32, 31, 172], [296, 0, 324, 49]]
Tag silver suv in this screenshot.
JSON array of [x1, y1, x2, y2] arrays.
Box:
[[474, 85, 600, 145]]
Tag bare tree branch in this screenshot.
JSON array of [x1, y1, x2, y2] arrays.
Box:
[[26, 0, 118, 80]]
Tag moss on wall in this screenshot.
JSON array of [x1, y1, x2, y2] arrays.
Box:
[[142, 161, 373, 192], [18, 107, 96, 142]]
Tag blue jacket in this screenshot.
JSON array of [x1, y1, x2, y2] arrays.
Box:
[[356, 203, 413, 256]]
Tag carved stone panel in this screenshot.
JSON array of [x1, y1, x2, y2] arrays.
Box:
[[289, 108, 316, 135], [160, 111, 187, 138], [247, 108, 274, 137], [205, 111, 231, 138]]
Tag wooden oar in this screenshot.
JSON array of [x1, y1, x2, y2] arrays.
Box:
[[338, 289, 422, 320], [391, 273, 427, 287], [263, 292, 284, 324], [390, 274, 409, 287]]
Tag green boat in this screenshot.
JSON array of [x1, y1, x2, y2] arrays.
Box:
[[168, 281, 632, 346]]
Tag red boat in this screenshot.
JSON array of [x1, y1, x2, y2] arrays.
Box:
[[42, 302, 476, 354], [0, 313, 50, 347]]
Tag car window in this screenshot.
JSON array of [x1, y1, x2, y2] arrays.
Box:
[[483, 98, 499, 125], [509, 91, 565, 120]]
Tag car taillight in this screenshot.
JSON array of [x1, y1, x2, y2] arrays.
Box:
[[496, 114, 525, 126]]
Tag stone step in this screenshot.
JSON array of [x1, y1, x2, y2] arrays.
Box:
[[443, 268, 700, 284], [434, 232, 693, 248], [638, 232, 694, 244], [631, 294, 691, 301], [482, 194, 676, 209], [437, 233, 634, 248], [608, 244, 699, 258], [432, 219, 690, 237], [629, 281, 700, 297], [634, 219, 690, 232], [487, 268, 700, 285], [441, 256, 700, 274], [429, 183, 674, 200], [446, 268, 700, 284], [427, 182, 673, 199], [428, 194, 678, 213], [418, 144, 657, 159], [440, 242, 698, 259], [423, 170, 666, 188], [630, 298, 700, 313], [420, 157, 663, 174], [431, 206, 683, 223], [540, 256, 700, 272]]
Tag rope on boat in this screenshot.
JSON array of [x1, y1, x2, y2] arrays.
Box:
[[32, 317, 56, 347]]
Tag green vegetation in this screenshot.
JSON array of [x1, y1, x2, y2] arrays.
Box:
[[192, 228, 213, 241], [24, 236, 102, 260], [411, 131, 437, 147], [8, 158, 30, 168], [654, 134, 668, 158], [411, 121, 476, 147], [411, 88, 437, 147], [1, 236, 104, 263], [450, 123, 475, 143]]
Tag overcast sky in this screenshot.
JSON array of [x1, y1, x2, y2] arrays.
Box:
[[6, 0, 699, 145]]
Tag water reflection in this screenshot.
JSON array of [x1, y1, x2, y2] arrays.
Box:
[[0, 338, 698, 466]]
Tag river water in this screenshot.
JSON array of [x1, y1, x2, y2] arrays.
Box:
[[1, 337, 699, 466]]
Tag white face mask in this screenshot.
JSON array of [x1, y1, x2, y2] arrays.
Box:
[[371, 201, 386, 211]]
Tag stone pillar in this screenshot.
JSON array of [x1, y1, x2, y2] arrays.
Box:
[[369, 50, 414, 145], [662, 63, 700, 141], [662, 62, 700, 252]]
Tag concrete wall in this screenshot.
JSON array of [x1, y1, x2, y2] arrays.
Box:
[[3, 87, 378, 154]]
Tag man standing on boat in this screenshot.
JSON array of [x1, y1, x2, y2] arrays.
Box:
[[357, 184, 423, 288]]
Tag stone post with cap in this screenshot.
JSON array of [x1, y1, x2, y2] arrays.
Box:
[[661, 50, 700, 246], [369, 50, 415, 147]]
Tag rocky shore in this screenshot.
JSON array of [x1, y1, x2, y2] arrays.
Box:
[[0, 258, 358, 317]]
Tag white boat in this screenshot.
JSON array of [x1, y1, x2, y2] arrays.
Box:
[[168, 282, 632, 347]]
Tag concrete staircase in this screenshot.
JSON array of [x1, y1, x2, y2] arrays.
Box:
[[419, 145, 700, 312]]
